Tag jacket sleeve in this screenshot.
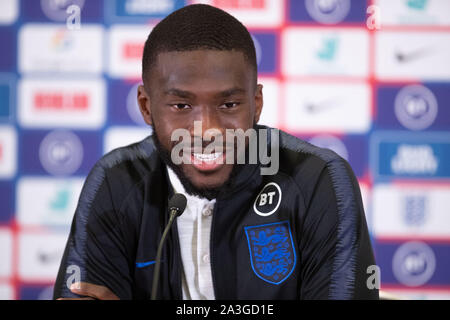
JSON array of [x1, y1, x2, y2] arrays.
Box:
[[53, 163, 134, 300], [298, 157, 379, 300]]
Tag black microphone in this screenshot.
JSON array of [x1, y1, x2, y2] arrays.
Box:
[[151, 193, 187, 300]]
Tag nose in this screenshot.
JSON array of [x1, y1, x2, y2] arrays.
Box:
[[189, 105, 222, 138]]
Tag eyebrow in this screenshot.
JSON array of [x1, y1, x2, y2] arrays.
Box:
[[164, 87, 246, 99]]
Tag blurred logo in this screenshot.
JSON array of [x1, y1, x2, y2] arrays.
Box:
[[40, 0, 85, 22], [125, 0, 175, 14], [406, 0, 428, 10], [33, 91, 89, 111], [394, 85, 438, 131], [309, 135, 349, 161], [39, 130, 83, 176], [17, 177, 83, 227], [391, 144, 438, 175], [403, 195, 427, 227], [19, 25, 103, 74], [50, 28, 74, 52], [0, 126, 17, 179], [392, 241, 436, 286], [126, 83, 147, 126], [19, 78, 105, 128], [18, 232, 68, 281], [210, 0, 266, 9], [108, 25, 151, 78], [305, 0, 351, 24], [316, 36, 339, 61]]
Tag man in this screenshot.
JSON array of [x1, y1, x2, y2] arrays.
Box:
[[54, 4, 378, 300]]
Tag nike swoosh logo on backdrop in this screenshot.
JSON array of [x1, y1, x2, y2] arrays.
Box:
[[395, 46, 433, 63]]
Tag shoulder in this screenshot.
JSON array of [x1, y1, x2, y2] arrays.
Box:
[[78, 135, 158, 210], [277, 129, 356, 200]]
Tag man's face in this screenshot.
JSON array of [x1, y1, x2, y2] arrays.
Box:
[[138, 50, 263, 192]]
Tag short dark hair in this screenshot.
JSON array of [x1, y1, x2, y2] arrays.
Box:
[[142, 4, 257, 86]]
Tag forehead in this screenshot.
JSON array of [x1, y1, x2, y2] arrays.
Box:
[[149, 50, 254, 93]]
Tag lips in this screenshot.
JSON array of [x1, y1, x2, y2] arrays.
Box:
[[190, 151, 225, 172]]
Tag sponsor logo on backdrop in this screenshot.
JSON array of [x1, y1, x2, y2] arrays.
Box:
[[305, 0, 351, 24], [376, 0, 450, 26], [17, 177, 83, 227], [108, 25, 151, 79], [0, 0, 18, 25], [193, 0, 283, 27], [19, 24, 103, 74], [372, 133, 450, 180], [0, 229, 12, 278], [39, 130, 83, 176], [19, 78, 105, 128], [0, 126, 17, 179], [308, 134, 349, 160], [391, 144, 438, 175], [284, 82, 370, 133], [18, 232, 67, 282], [392, 241, 436, 287], [403, 195, 427, 227], [40, 0, 85, 22], [375, 32, 450, 80], [107, 0, 184, 22], [123, 0, 175, 14], [282, 28, 369, 77], [394, 85, 438, 131], [373, 184, 450, 237], [126, 83, 147, 126]]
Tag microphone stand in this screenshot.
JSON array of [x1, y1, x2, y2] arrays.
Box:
[[151, 207, 179, 300]]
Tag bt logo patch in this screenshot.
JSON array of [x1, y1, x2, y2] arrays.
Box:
[[254, 182, 282, 217]]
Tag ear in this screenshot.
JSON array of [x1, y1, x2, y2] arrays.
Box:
[[253, 84, 263, 125], [137, 85, 153, 126]]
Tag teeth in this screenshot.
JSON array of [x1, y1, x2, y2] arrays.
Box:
[[193, 152, 222, 161]]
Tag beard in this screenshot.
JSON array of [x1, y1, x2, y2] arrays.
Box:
[[151, 128, 245, 200]]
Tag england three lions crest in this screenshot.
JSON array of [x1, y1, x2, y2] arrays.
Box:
[[244, 221, 297, 285]]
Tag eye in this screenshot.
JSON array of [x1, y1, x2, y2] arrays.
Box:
[[172, 103, 191, 110], [220, 102, 240, 109]]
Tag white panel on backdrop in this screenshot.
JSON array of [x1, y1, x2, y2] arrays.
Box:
[[284, 81, 371, 133], [0, 0, 18, 25], [104, 126, 151, 155], [373, 184, 450, 238], [376, 0, 450, 26], [17, 177, 84, 228], [257, 77, 280, 129], [191, 0, 283, 28], [18, 78, 106, 129], [282, 28, 369, 78], [0, 284, 14, 300], [0, 229, 13, 278], [18, 231, 68, 282], [375, 31, 450, 81], [0, 126, 17, 179], [108, 25, 154, 79], [19, 24, 104, 74]]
